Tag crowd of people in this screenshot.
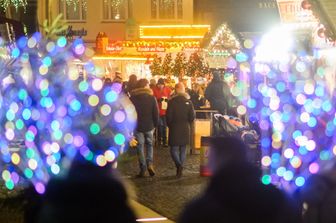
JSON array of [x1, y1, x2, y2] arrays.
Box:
[[23, 71, 336, 223]]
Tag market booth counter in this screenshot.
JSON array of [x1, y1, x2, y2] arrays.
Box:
[[190, 109, 217, 177]]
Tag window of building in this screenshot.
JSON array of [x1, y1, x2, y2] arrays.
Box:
[[103, 0, 128, 21], [151, 0, 183, 20], [59, 0, 87, 21]]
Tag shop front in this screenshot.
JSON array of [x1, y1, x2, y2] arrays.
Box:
[[93, 24, 210, 80]]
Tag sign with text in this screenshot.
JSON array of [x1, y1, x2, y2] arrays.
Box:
[[137, 46, 166, 52], [106, 45, 123, 53], [57, 26, 88, 38], [277, 0, 318, 24]]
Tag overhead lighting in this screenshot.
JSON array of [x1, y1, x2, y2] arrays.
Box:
[[93, 56, 153, 61]]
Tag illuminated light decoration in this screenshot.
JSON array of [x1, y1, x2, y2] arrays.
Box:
[[114, 110, 126, 123], [261, 156, 272, 167], [88, 95, 100, 107], [237, 105, 247, 115], [92, 78, 103, 91], [261, 175, 272, 185], [243, 39, 254, 49], [100, 104, 112, 116], [96, 155, 107, 167], [104, 150, 116, 162], [35, 182, 45, 194], [0, 34, 136, 194], [206, 23, 241, 58], [295, 177, 305, 187], [139, 25, 211, 40], [0, 0, 27, 11], [90, 123, 101, 135], [241, 24, 336, 192], [114, 133, 126, 145], [105, 90, 118, 103], [92, 56, 151, 61]]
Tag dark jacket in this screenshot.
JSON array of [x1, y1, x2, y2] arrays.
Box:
[[179, 163, 301, 223], [205, 74, 230, 114], [166, 93, 195, 146], [130, 87, 159, 132], [37, 161, 136, 223], [190, 90, 205, 110], [297, 172, 336, 223]]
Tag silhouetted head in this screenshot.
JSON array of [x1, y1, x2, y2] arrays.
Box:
[[128, 74, 137, 83], [175, 82, 185, 94], [136, 78, 149, 89], [212, 71, 222, 82], [157, 78, 165, 88], [208, 136, 248, 173], [149, 78, 156, 86]]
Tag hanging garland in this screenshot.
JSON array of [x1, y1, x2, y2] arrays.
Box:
[[0, 0, 27, 11]]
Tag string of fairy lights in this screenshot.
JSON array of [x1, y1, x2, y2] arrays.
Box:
[[0, 0, 27, 10], [206, 23, 241, 57], [0, 0, 124, 11]]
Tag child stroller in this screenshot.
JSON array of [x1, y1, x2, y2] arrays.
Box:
[[212, 114, 261, 167]]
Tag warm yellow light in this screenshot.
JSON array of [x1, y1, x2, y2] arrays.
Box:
[[139, 25, 210, 28], [139, 36, 205, 39], [93, 56, 153, 61], [139, 24, 211, 39]]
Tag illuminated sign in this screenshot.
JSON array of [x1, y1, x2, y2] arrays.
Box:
[[139, 25, 211, 39], [106, 45, 123, 53], [57, 25, 88, 37], [277, 0, 318, 24], [137, 46, 166, 52]]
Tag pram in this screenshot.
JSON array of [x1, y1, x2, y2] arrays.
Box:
[[212, 114, 261, 167]]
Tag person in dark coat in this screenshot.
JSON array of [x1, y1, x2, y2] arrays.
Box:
[[124, 74, 138, 97], [204, 71, 230, 114], [166, 83, 195, 178], [130, 79, 159, 177], [179, 136, 301, 223], [296, 159, 336, 223]]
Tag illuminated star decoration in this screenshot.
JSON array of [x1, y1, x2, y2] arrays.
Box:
[[0, 0, 27, 10], [0, 33, 136, 194]]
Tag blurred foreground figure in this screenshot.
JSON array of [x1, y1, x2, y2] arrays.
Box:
[[179, 136, 300, 223], [36, 138, 137, 223], [297, 160, 336, 223]]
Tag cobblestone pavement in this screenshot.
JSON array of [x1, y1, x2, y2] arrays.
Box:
[[118, 146, 209, 222]]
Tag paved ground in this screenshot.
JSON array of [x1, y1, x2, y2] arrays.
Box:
[[0, 145, 207, 223], [118, 146, 209, 222]]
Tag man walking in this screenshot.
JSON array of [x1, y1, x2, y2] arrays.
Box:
[[130, 79, 159, 177], [166, 83, 195, 178]]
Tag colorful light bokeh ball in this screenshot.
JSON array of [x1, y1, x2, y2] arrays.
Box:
[[245, 29, 336, 191], [0, 34, 136, 193]]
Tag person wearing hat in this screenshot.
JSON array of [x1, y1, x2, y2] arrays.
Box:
[[152, 78, 172, 147]]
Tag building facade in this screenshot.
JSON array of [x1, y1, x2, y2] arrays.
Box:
[[37, 0, 195, 44]]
